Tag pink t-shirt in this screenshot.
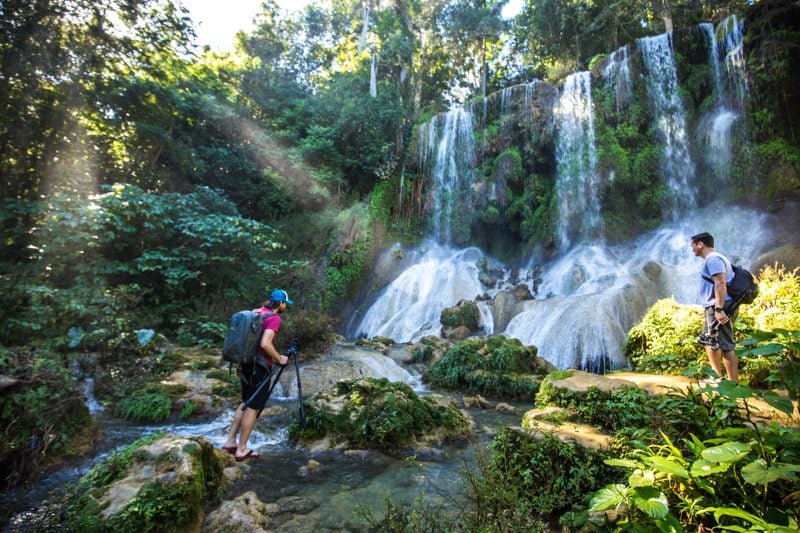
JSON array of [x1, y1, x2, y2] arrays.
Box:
[[256, 308, 282, 365]]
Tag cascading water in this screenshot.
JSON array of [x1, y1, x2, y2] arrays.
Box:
[[355, 17, 767, 373], [507, 204, 771, 371], [357, 245, 485, 342], [417, 108, 476, 245], [554, 72, 602, 250], [638, 32, 697, 217], [603, 45, 633, 113], [698, 18, 747, 185]]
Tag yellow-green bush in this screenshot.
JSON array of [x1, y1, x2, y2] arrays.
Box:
[[624, 298, 705, 374], [626, 267, 800, 377]]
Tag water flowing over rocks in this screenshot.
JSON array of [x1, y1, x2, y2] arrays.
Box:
[[277, 341, 421, 398]]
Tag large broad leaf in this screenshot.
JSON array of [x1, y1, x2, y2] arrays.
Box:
[[589, 484, 628, 511], [643, 456, 689, 478], [741, 459, 800, 486], [629, 468, 656, 488], [701, 441, 750, 463], [655, 513, 685, 533], [605, 458, 639, 468], [759, 390, 796, 417], [717, 380, 753, 399], [746, 343, 787, 356], [691, 459, 731, 477], [631, 487, 669, 519]]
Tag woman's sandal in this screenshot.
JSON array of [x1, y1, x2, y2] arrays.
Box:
[[235, 449, 260, 462]]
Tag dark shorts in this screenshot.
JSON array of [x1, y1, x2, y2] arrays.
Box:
[[240, 362, 274, 411], [702, 305, 738, 352]]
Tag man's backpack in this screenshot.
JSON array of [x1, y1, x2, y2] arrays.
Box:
[[703, 264, 759, 309], [222, 311, 274, 368]]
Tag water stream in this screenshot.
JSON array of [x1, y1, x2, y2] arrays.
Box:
[[2, 392, 524, 532]]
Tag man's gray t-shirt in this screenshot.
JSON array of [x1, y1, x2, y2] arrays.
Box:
[[699, 252, 733, 307]]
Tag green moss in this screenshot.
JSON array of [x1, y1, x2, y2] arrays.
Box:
[[66, 435, 223, 532], [425, 337, 543, 399], [289, 378, 470, 449]]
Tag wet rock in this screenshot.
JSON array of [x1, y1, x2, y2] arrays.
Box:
[[440, 300, 480, 331], [495, 402, 517, 413], [463, 395, 494, 409], [68, 434, 224, 530], [753, 244, 800, 274], [410, 336, 451, 367], [442, 324, 472, 341], [642, 261, 662, 280], [278, 342, 419, 398], [298, 459, 322, 477], [204, 491, 271, 532]]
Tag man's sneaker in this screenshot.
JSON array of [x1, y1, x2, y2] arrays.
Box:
[[696, 333, 720, 350]]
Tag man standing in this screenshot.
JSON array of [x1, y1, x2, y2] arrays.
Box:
[[690, 232, 738, 384], [222, 289, 292, 461]]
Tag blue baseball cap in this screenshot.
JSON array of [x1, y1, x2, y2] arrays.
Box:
[[269, 289, 293, 305]]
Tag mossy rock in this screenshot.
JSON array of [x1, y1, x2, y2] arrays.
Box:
[[535, 371, 658, 432], [64, 433, 224, 532], [424, 336, 553, 399], [289, 377, 472, 452], [440, 300, 480, 330]]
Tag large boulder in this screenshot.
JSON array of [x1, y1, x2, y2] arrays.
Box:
[[66, 434, 224, 531], [204, 492, 318, 533], [278, 342, 419, 398], [440, 300, 481, 340], [753, 244, 800, 274]]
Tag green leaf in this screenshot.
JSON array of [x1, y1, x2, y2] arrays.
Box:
[[741, 459, 800, 485], [759, 390, 796, 417], [631, 487, 669, 519], [691, 459, 731, 477], [589, 484, 628, 511], [655, 513, 685, 533], [629, 468, 656, 487], [717, 380, 753, 398], [701, 441, 750, 463], [605, 458, 639, 468], [643, 456, 689, 478]]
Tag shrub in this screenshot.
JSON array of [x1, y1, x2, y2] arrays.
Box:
[[289, 378, 470, 450], [465, 427, 618, 527], [625, 297, 706, 374], [114, 392, 173, 422], [0, 348, 98, 490], [425, 336, 545, 399]]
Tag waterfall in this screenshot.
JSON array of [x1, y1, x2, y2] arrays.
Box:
[[357, 245, 485, 342], [698, 18, 748, 186], [507, 203, 772, 371], [370, 53, 378, 98], [554, 71, 602, 250], [718, 14, 747, 106], [638, 32, 696, 218], [416, 108, 476, 245], [603, 45, 633, 113]]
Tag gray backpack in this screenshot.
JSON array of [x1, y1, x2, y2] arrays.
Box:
[[222, 311, 274, 368]]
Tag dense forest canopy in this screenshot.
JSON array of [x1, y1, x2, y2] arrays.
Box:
[[1, 0, 798, 350]]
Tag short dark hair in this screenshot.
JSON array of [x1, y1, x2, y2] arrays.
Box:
[[262, 299, 281, 309], [691, 232, 714, 248]]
